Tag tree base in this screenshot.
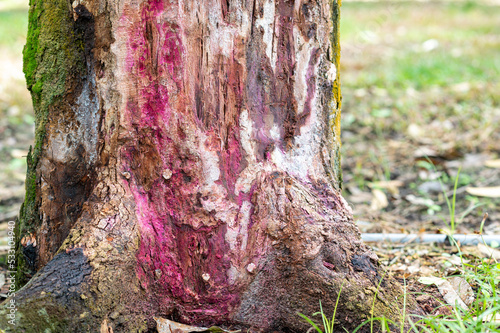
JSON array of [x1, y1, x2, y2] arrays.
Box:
[[2, 173, 422, 332]]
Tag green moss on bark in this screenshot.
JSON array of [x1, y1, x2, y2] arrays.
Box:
[[18, 0, 87, 286]]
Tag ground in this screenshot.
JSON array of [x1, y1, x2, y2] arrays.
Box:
[[340, 0, 500, 239], [0, 0, 499, 329]]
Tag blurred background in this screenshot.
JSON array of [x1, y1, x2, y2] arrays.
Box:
[[0, 0, 499, 252], [0, 0, 32, 233], [340, 0, 500, 236]]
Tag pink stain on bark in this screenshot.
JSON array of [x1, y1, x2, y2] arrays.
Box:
[[218, 128, 243, 198], [119, 0, 249, 324], [244, 0, 299, 158], [118, 0, 306, 325]]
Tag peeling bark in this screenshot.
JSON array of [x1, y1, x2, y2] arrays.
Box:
[[2, 0, 422, 332]]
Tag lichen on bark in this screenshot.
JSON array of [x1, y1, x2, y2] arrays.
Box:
[[328, 0, 343, 189]]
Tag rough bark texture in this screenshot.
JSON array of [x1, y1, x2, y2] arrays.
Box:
[[1, 0, 421, 332]]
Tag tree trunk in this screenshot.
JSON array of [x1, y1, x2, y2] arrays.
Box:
[[2, 0, 421, 331]]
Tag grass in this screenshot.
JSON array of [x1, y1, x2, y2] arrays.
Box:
[[301, 258, 500, 332], [412, 171, 500, 332], [298, 281, 345, 333], [340, 1, 500, 88], [0, 8, 28, 51], [303, 156, 500, 332], [340, 0, 500, 137], [0, 5, 31, 122], [414, 258, 500, 333]]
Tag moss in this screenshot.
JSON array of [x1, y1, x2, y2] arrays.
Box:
[[328, 0, 343, 188], [0, 296, 69, 333], [18, 0, 88, 286], [23, 0, 41, 93], [331, 0, 342, 105], [0, 289, 150, 332], [22, 0, 84, 165], [339, 279, 412, 331]]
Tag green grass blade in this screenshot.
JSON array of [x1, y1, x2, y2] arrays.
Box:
[[298, 312, 323, 333], [331, 281, 345, 331]]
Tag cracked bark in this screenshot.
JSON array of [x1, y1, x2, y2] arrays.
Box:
[[1, 0, 422, 332]]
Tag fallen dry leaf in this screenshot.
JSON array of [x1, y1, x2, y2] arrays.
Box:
[[347, 186, 372, 204], [407, 261, 421, 274], [419, 265, 437, 276], [405, 195, 435, 207], [478, 243, 500, 260], [437, 280, 468, 309], [418, 276, 471, 309], [414, 146, 438, 158], [448, 276, 474, 306], [10, 149, 28, 159], [484, 159, 500, 168], [388, 263, 407, 272], [459, 245, 486, 259], [370, 188, 388, 211], [472, 313, 500, 323], [446, 255, 465, 266], [369, 180, 404, 196], [155, 317, 239, 333], [466, 186, 500, 198], [418, 276, 445, 285]]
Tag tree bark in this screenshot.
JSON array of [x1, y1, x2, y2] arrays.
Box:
[[2, 0, 422, 332]]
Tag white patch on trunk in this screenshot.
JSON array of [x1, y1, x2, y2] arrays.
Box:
[[45, 73, 99, 165], [327, 62, 337, 82], [239, 200, 252, 251], [225, 200, 254, 284], [224, 201, 252, 252], [239, 110, 256, 164], [256, 0, 276, 70], [263, 18, 330, 181], [293, 27, 310, 120], [206, 2, 247, 59], [236, 111, 280, 193], [208, 26, 235, 58], [234, 164, 260, 195], [225, 212, 238, 252], [200, 185, 239, 225], [269, 47, 323, 180], [269, 124, 280, 141], [199, 135, 221, 187], [75, 74, 100, 164], [227, 265, 239, 284], [47, 133, 71, 162], [236, 3, 252, 38]]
